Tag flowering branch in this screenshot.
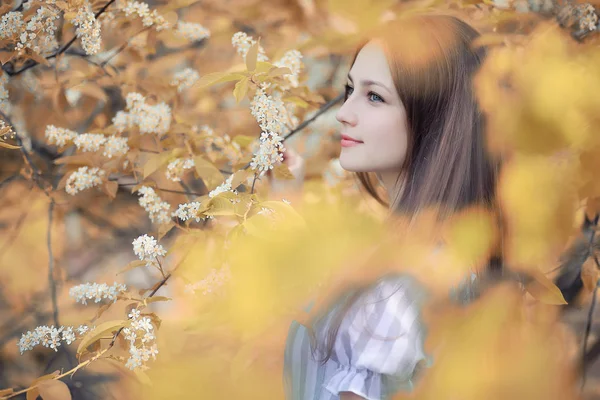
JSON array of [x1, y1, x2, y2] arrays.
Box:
[[5, 0, 118, 77]]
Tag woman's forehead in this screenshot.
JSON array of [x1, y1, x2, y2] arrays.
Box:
[[350, 41, 393, 84]]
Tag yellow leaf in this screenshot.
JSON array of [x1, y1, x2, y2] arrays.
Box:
[[525, 269, 567, 305], [0, 388, 14, 396], [272, 163, 295, 180], [246, 41, 260, 72], [197, 72, 246, 89], [145, 296, 172, 304], [143, 153, 171, 179], [27, 371, 60, 400], [205, 196, 235, 216], [232, 135, 255, 149], [282, 95, 310, 108], [233, 78, 249, 104], [193, 156, 223, 189], [38, 379, 72, 400], [77, 320, 128, 355], [268, 67, 292, 78], [54, 154, 96, 165], [103, 180, 119, 199], [230, 169, 252, 189], [158, 0, 199, 13], [117, 260, 147, 275], [255, 61, 274, 74], [158, 221, 175, 240], [0, 140, 20, 149]]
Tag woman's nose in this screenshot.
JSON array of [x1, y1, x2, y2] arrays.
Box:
[[335, 98, 357, 126]]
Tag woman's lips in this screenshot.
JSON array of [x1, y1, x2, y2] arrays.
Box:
[[341, 134, 363, 148]]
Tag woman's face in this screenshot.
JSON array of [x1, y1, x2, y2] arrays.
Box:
[[336, 40, 409, 175]]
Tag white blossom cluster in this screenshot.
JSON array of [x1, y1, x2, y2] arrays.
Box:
[[137, 186, 171, 224], [113, 92, 172, 136], [231, 32, 268, 63], [250, 131, 285, 174], [72, 1, 102, 55], [65, 166, 105, 195], [132, 234, 166, 268], [15, 5, 61, 55], [208, 174, 234, 198], [18, 324, 91, 354], [274, 50, 303, 88], [74, 133, 107, 152], [72, 133, 130, 158], [123, 309, 158, 370], [103, 135, 130, 158], [0, 12, 25, 39], [176, 21, 211, 42], [165, 157, 195, 182], [250, 88, 288, 135], [170, 68, 200, 93], [172, 201, 204, 223], [69, 282, 127, 305], [45, 125, 77, 147], [0, 119, 15, 140], [248, 88, 289, 173], [185, 264, 231, 295], [121, 1, 170, 31]]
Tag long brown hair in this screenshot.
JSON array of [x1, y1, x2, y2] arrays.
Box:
[[310, 13, 503, 364]]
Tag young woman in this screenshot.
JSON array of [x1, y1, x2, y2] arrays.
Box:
[[283, 13, 502, 400]]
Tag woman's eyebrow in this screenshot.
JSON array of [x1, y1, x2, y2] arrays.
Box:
[[347, 74, 391, 94]]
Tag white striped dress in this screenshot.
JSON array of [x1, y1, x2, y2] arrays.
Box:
[[283, 275, 432, 400]]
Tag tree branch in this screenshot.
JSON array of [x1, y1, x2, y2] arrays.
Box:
[[6, 0, 117, 76]]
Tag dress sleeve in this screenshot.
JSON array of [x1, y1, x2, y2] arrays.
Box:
[[323, 275, 429, 400]]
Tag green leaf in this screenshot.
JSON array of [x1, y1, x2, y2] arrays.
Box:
[[233, 77, 249, 104], [77, 320, 128, 355], [245, 41, 260, 72]]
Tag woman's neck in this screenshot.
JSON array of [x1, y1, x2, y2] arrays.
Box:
[[379, 171, 405, 210]]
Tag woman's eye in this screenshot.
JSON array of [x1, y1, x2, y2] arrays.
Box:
[[344, 84, 354, 100], [368, 92, 384, 103]]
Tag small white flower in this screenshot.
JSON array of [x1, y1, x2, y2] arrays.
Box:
[[128, 308, 141, 320], [170, 68, 200, 93], [45, 125, 77, 147], [65, 166, 105, 195], [73, 133, 107, 152], [69, 282, 127, 304], [176, 21, 210, 41], [103, 135, 129, 158], [137, 186, 172, 224]]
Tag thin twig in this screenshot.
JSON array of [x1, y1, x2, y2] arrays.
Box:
[[581, 213, 600, 390], [116, 181, 203, 196], [47, 199, 60, 328], [282, 93, 344, 142], [6, 0, 117, 76], [100, 26, 152, 67]]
